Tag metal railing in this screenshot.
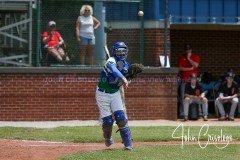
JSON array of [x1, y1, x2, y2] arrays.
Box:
[[169, 15, 240, 25], [0, 0, 34, 66]]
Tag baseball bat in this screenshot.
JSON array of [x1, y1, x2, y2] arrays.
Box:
[[104, 45, 111, 58]]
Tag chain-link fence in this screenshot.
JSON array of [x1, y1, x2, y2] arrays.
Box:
[[0, 0, 144, 67], [40, 0, 87, 66], [40, 0, 142, 66]]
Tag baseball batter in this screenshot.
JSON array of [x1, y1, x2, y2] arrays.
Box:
[[96, 42, 133, 151]]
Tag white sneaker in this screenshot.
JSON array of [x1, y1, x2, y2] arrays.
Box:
[[125, 146, 133, 151]]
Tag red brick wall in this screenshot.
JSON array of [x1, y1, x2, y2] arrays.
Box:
[[107, 29, 141, 63], [170, 29, 240, 76], [144, 29, 170, 66], [0, 69, 178, 121], [107, 29, 167, 66]]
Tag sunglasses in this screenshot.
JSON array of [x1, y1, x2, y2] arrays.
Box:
[[85, 9, 90, 12]]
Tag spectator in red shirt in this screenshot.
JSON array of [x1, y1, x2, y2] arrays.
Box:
[[178, 44, 200, 82], [178, 44, 200, 117], [42, 21, 69, 63]]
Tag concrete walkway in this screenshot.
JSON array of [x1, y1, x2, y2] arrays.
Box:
[[0, 119, 239, 128]]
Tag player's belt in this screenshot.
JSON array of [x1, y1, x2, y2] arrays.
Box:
[[98, 88, 117, 94]]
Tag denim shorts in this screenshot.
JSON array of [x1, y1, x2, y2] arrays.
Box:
[[80, 36, 95, 45]]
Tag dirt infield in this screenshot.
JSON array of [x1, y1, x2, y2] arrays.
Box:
[[0, 139, 240, 160], [0, 139, 112, 160]]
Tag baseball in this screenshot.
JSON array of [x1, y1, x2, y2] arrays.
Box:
[[138, 11, 144, 17]]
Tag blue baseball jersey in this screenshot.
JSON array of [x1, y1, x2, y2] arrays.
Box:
[[98, 57, 130, 92]]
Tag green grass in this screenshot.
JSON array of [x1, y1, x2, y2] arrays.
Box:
[[0, 126, 239, 160], [0, 126, 239, 143], [60, 144, 240, 160]]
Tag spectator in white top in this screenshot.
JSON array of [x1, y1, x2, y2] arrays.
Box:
[[76, 5, 100, 65]]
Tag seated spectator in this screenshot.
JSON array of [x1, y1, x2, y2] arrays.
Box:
[[234, 75, 240, 117], [183, 73, 208, 121], [215, 72, 239, 121], [42, 21, 70, 63]]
